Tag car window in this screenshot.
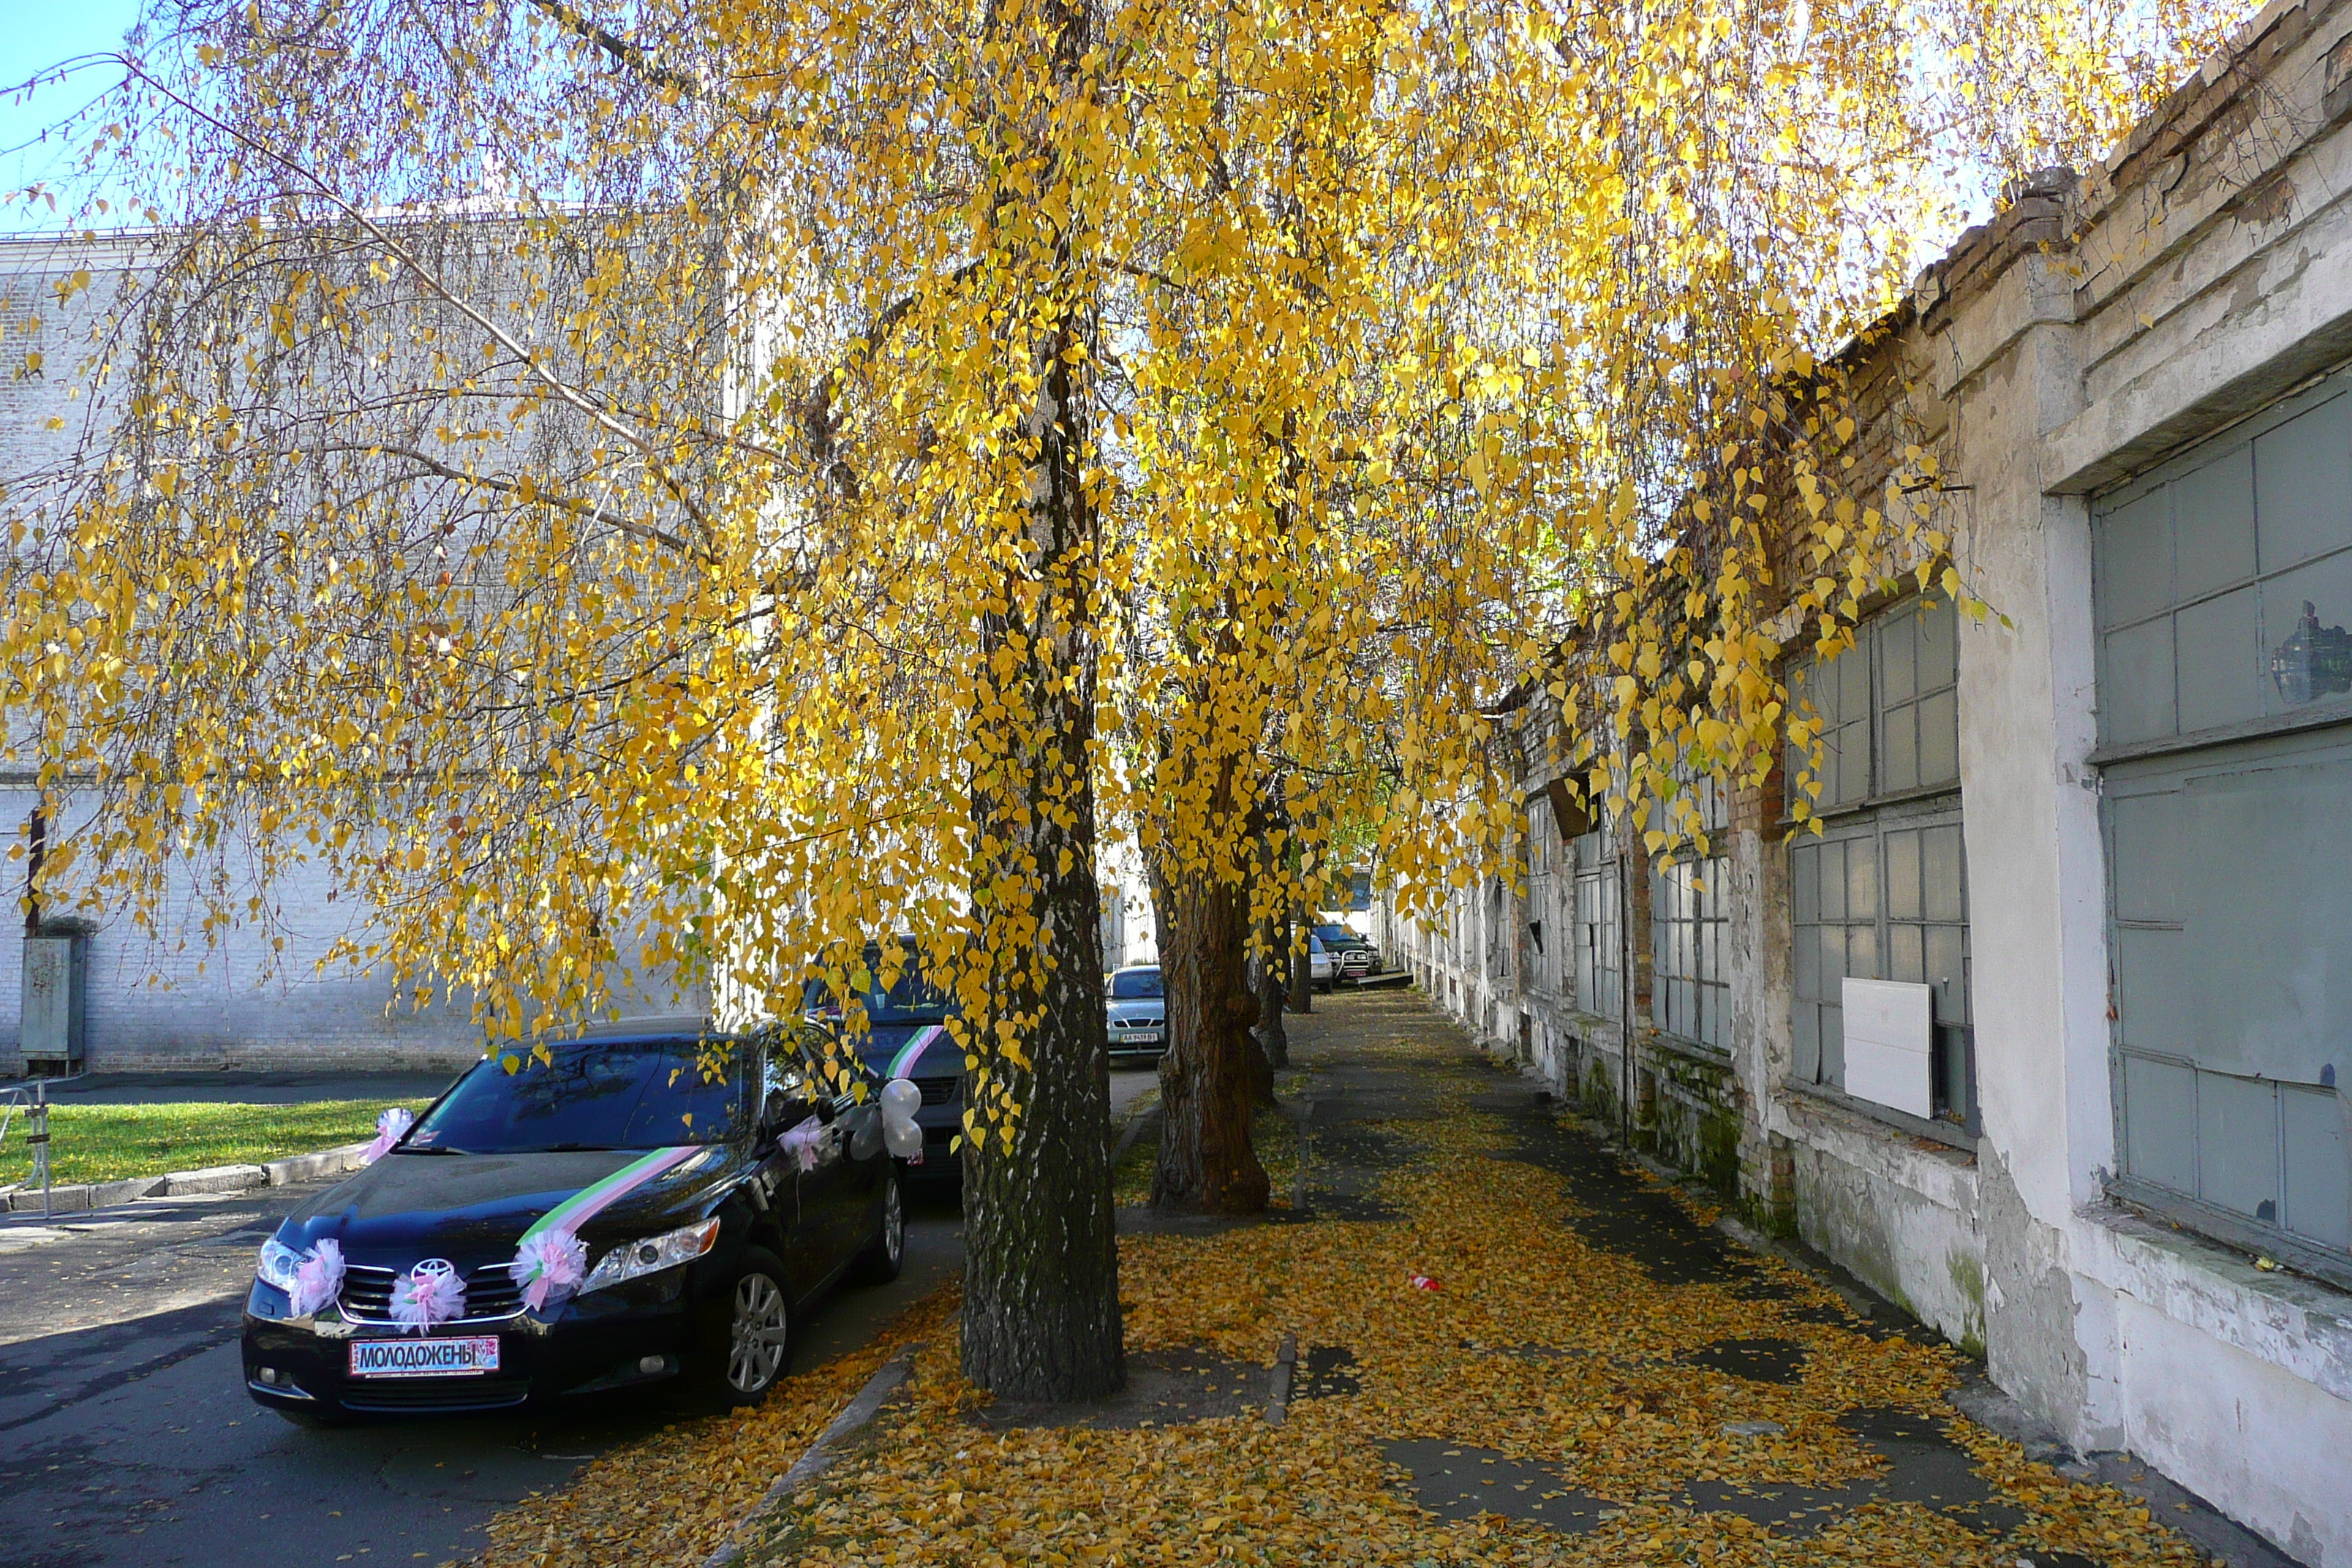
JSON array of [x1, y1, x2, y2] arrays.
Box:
[[803, 943, 955, 1023], [1315, 924, 1358, 944], [1110, 968, 1164, 999], [407, 1038, 747, 1153]]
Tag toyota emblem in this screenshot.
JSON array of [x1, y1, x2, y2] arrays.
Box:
[[410, 1257, 458, 1283]]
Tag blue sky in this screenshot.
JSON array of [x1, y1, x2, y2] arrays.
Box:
[[0, 0, 147, 230]]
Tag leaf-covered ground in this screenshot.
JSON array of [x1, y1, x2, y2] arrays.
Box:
[[468, 995, 2207, 1568]]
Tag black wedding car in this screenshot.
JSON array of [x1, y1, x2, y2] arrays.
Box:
[[241, 1016, 902, 1421]]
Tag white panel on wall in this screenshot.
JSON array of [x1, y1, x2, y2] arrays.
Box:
[[1842, 977, 1934, 1117]]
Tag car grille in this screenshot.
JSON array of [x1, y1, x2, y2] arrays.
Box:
[[340, 1376, 530, 1413], [917, 1077, 957, 1106], [339, 1264, 525, 1324], [1112, 1015, 1164, 1030]]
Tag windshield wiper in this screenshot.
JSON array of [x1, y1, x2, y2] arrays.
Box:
[[529, 1142, 629, 1153], [396, 1145, 468, 1156]]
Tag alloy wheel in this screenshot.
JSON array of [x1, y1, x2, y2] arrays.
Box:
[[883, 1175, 905, 1265], [727, 1273, 788, 1394]]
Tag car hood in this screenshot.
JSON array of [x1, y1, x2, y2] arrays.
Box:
[[275, 1146, 739, 1273], [1106, 998, 1164, 1022], [856, 1019, 960, 1082]]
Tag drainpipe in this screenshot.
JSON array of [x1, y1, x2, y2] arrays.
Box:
[[1617, 807, 1633, 1148]]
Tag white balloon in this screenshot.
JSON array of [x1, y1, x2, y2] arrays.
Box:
[[881, 1077, 922, 1123], [884, 1119, 924, 1158]]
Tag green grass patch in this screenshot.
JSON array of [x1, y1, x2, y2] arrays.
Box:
[[0, 1098, 434, 1188]]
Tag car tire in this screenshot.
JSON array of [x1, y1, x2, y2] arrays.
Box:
[[850, 1167, 905, 1285], [696, 1251, 794, 1407]]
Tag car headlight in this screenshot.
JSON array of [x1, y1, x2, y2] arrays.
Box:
[[255, 1236, 304, 1293], [581, 1217, 722, 1296]]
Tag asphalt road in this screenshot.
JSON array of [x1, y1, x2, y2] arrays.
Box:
[[0, 1066, 1160, 1568]]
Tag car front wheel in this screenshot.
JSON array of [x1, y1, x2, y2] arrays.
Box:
[[698, 1252, 793, 1406]]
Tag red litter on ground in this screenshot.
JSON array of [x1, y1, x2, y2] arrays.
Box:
[[1409, 1273, 1442, 1292]]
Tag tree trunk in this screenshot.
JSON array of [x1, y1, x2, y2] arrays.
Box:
[[1253, 906, 1289, 1070], [1287, 897, 1313, 1014], [960, 309, 1124, 1397], [1150, 859, 1270, 1213], [960, 0, 1123, 1392]]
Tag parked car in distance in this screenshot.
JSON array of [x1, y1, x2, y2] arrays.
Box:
[[1308, 932, 1338, 992], [242, 1016, 902, 1422], [803, 938, 962, 1183], [1106, 964, 1166, 1063], [1315, 921, 1380, 982]]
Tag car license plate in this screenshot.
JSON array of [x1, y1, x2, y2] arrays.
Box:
[[1126, 1030, 1161, 1045], [348, 1337, 500, 1379]]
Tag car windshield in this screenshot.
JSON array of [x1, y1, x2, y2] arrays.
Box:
[[1315, 924, 1360, 944], [1110, 968, 1164, 1000], [800, 943, 955, 1024], [404, 1039, 747, 1154]]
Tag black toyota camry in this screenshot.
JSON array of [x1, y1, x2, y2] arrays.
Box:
[[241, 1015, 902, 1421]]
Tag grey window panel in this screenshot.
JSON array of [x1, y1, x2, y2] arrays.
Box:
[[2101, 617, 2177, 745], [2174, 584, 2264, 734], [1881, 827, 1919, 926], [1924, 925, 1968, 1025], [1918, 688, 1960, 786], [1882, 611, 1918, 704], [2251, 388, 2352, 574], [1889, 922, 1925, 984], [1817, 839, 1844, 921], [1918, 596, 1957, 687], [2107, 790, 2182, 922], [1795, 1003, 1823, 1082], [1834, 641, 1871, 722], [1922, 825, 1966, 923], [1846, 921, 1879, 981], [2122, 1052, 2199, 1194], [1816, 924, 1845, 988], [1884, 704, 1920, 793], [2171, 441, 2257, 600], [1845, 840, 1877, 920], [2194, 1070, 2280, 1221], [2261, 549, 2352, 718], [2098, 486, 2174, 629], [2123, 751, 2352, 1082], [2114, 924, 2197, 1058], [2280, 1085, 2351, 1249], [1793, 923, 1820, 999], [1820, 1003, 1846, 1084]]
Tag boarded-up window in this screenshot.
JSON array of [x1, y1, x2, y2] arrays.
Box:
[[1784, 594, 1973, 1129], [1572, 830, 1619, 1019], [2095, 373, 2352, 1267], [1651, 779, 1730, 1049]]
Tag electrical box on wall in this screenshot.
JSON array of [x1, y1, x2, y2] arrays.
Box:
[[20, 933, 88, 1074], [1842, 976, 1933, 1119]]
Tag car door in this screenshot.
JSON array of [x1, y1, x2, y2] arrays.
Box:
[[794, 1021, 881, 1271], [759, 1033, 846, 1300]]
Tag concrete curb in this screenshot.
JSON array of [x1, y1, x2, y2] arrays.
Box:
[[698, 1341, 922, 1568], [4, 1139, 374, 1213], [1263, 1331, 1298, 1425]]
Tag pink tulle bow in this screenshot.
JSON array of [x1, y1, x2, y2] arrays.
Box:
[[287, 1238, 346, 1318], [777, 1113, 828, 1172], [509, 1230, 588, 1312], [361, 1106, 417, 1166], [390, 1261, 467, 1331]]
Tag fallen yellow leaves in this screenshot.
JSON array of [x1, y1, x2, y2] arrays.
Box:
[[470, 1028, 2206, 1568]]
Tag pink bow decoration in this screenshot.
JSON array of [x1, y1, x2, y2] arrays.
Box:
[[509, 1230, 588, 1312], [390, 1259, 467, 1331], [777, 1113, 826, 1172], [361, 1106, 417, 1165], [287, 1238, 346, 1318]]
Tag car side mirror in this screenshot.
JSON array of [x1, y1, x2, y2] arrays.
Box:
[[761, 1085, 824, 1143]]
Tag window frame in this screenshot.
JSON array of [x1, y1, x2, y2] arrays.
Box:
[[2090, 369, 2352, 1278], [1648, 777, 1730, 1054], [1782, 592, 1975, 1134], [1572, 829, 1620, 1019]]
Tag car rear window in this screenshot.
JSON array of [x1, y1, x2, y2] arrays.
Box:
[[406, 1039, 747, 1153], [1110, 968, 1164, 999]]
